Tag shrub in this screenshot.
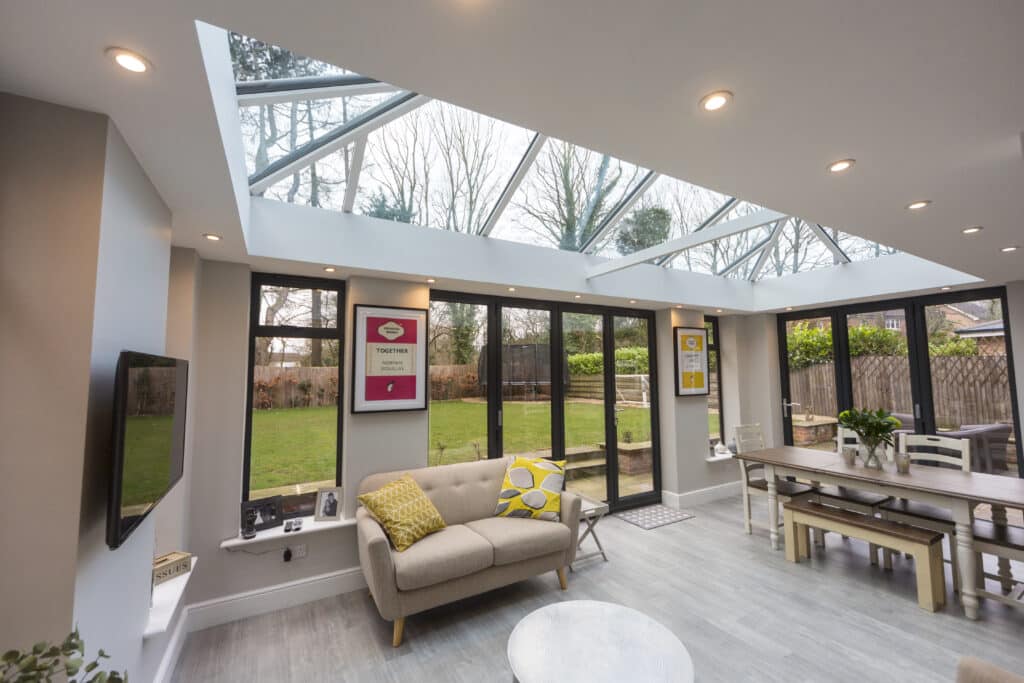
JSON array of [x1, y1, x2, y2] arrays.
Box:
[[567, 347, 649, 375], [929, 337, 978, 357], [786, 322, 833, 370], [847, 324, 907, 357]]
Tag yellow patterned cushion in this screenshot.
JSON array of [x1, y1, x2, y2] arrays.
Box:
[[357, 474, 446, 551], [495, 457, 565, 521]]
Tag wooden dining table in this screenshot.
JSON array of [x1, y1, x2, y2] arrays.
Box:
[[738, 446, 1024, 620]]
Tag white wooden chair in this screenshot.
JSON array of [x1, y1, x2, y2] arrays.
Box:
[[880, 433, 971, 592], [735, 423, 815, 534]]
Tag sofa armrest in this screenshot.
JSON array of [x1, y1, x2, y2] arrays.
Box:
[[560, 491, 582, 564], [356, 507, 400, 620]]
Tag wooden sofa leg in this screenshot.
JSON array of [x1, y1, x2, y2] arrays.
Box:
[[392, 618, 405, 648], [557, 567, 568, 590]]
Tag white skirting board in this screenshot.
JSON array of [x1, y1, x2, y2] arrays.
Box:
[[661, 480, 742, 510], [152, 566, 367, 683]]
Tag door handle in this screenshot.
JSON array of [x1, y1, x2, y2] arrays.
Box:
[[782, 400, 801, 418]]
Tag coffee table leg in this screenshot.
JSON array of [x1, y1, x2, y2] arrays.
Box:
[[953, 499, 980, 620], [766, 465, 780, 551]]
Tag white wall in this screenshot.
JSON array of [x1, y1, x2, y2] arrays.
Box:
[[729, 313, 785, 447], [655, 309, 738, 505], [341, 277, 431, 518], [0, 94, 107, 652], [72, 120, 172, 676]]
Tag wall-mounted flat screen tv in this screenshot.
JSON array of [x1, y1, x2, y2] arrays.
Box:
[[106, 351, 188, 549]]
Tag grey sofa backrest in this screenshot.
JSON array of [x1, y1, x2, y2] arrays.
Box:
[[358, 457, 510, 526]]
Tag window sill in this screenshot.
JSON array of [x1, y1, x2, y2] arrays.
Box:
[[144, 557, 197, 638], [704, 453, 733, 463], [220, 515, 357, 551]]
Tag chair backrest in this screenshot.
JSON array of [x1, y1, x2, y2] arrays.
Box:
[[898, 433, 971, 472], [836, 426, 861, 453], [735, 423, 765, 455], [734, 424, 765, 485]]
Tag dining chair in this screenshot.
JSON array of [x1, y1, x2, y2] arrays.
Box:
[[879, 433, 971, 592], [735, 423, 815, 534]]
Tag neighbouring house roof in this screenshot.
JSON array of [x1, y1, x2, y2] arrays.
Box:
[[954, 319, 1004, 338]]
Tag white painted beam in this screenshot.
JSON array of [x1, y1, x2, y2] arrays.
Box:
[[238, 82, 398, 107], [479, 133, 547, 236], [586, 209, 786, 279], [748, 219, 787, 280], [341, 135, 367, 213]]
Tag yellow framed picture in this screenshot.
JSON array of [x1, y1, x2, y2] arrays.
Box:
[[673, 327, 709, 396]]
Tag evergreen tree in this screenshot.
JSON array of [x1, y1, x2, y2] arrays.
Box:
[[361, 190, 415, 223], [614, 206, 672, 255]]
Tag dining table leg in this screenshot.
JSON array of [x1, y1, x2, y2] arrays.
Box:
[[990, 504, 1014, 593], [952, 499, 980, 620], [765, 464, 780, 551]]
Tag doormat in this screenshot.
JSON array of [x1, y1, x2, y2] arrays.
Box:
[[614, 504, 694, 530]]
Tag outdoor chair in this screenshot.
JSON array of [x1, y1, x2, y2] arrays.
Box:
[[952, 423, 1013, 473]]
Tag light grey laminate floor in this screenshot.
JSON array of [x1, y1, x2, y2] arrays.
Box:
[[173, 496, 1024, 682]]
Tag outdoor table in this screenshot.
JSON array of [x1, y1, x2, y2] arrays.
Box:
[[737, 445, 1024, 621]]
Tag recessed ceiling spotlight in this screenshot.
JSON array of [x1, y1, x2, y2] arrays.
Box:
[[699, 90, 733, 112], [106, 47, 150, 73], [962, 226, 983, 235], [573, 294, 582, 299], [785, 307, 793, 311], [940, 286, 952, 291], [827, 158, 855, 174], [716, 308, 724, 313], [202, 233, 221, 241], [508, 287, 516, 292], [323, 267, 336, 273], [906, 200, 932, 211], [1001, 245, 1019, 253], [426, 278, 436, 284], [675, 305, 683, 309], [629, 299, 637, 304]]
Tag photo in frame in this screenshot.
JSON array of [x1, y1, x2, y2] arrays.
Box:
[[351, 305, 428, 413], [314, 487, 343, 522], [673, 326, 709, 396], [240, 495, 283, 533]]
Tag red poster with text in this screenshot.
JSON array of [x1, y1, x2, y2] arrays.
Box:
[[364, 316, 418, 401]]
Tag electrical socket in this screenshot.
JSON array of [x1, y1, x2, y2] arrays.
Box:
[[289, 544, 308, 560]]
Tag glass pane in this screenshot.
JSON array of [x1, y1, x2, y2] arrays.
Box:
[[240, 94, 392, 176], [428, 301, 488, 466], [924, 299, 1017, 476], [353, 100, 535, 232], [501, 307, 552, 458], [614, 316, 655, 498], [229, 32, 350, 81], [563, 312, 607, 502], [258, 286, 338, 328], [783, 317, 838, 450], [708, 348, 722, 450], [846, 310, 914, 429], [491, 138, 648, 250], [249, 336, 340, 500]]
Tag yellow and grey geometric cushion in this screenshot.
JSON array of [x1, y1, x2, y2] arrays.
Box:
[[495, 457, 565, 521], [357, 474, 446, 552]]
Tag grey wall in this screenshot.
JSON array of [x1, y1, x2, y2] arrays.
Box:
[[72, 120, 172, 676], [732, 314, 784, 447], [0, 94, 107, 652], [185, 261, 360, 605], [656, 308, 738, 501]]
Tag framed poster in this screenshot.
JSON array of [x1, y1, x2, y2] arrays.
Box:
[[352, 304, 428, 413], [673, 327, 709, 396]]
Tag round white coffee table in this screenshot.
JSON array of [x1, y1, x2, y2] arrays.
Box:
[[507, 600, 694, 683]]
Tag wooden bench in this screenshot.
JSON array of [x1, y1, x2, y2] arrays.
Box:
[[782, 499, 947, 612]]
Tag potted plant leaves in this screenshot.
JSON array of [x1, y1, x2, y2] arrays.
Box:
[[837, 408, 902, 469]]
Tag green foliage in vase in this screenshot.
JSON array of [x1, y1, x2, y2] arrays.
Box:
[[837, 408, 902, 452], [1, 629, 126, 683]]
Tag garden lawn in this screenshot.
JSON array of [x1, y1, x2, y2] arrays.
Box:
[[242, 402, 721, 488]]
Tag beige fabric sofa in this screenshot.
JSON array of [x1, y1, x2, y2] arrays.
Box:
[[357, 457, 582, 646]]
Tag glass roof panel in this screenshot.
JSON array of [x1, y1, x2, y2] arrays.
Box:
[[240, 93, 392, 176], [593, 175, 730, 258], [490, 138, 648, 251], [258, 151, 351, 210], [229, 32, 349, 81], [350, 100, 535, 232], [673, 224, 775, 278]]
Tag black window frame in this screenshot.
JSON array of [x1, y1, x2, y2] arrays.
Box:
[[242, 272, 346, 502], [428, 290, 661, 511], [705, 315, 724, 451]]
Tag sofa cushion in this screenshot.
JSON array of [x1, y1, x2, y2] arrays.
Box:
[[495, 457, 565, 521], [466, 517, 571, 566], [357, 474, 446, 552], [393, 524, 494, 591]]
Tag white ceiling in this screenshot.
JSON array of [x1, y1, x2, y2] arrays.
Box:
[[2, 0, 1022, 283]]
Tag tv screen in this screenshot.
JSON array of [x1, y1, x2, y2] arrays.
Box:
[[106, 351, 188, 549]]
